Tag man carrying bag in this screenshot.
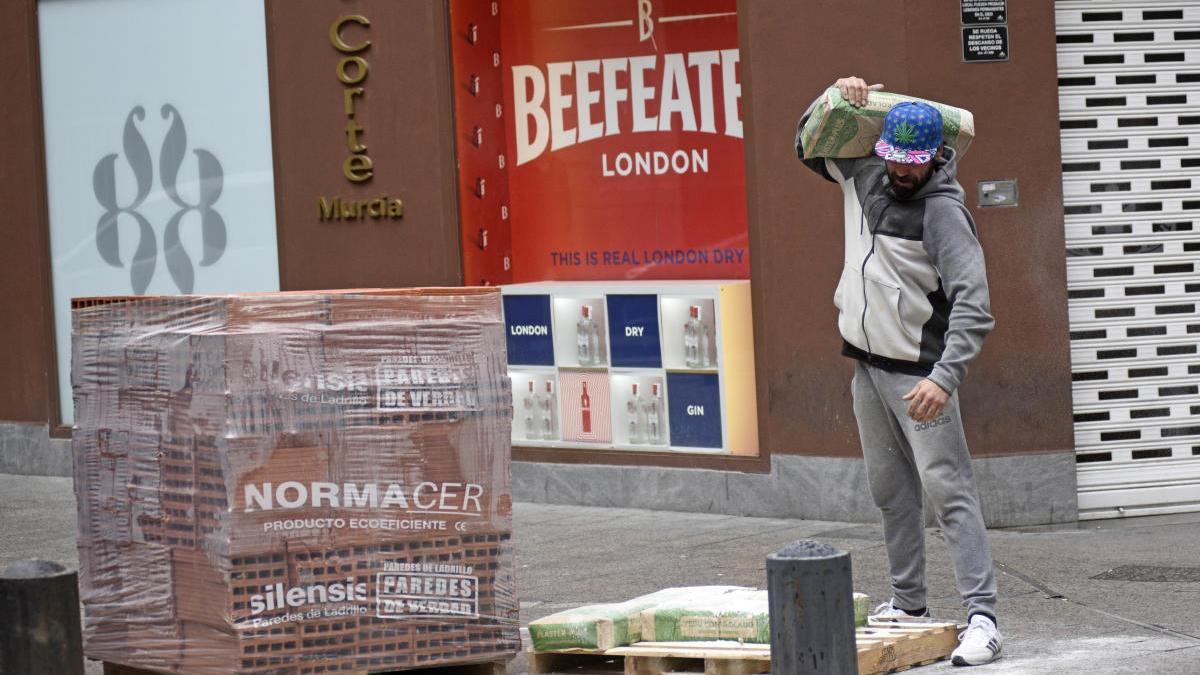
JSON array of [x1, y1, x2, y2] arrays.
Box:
[[796, 76, 1002, 667]]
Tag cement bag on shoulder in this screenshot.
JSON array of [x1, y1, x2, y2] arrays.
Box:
[[800, 87, 975, 159]]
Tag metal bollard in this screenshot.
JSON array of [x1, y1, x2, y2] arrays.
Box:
[[0, 559, 85, 675], [767, 540, 857, 674]]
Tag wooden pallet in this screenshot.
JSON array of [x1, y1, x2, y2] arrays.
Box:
[[857, 618, 960, 674], [102, 660, 508, 675], [527, 619, 960, 675], [528, 642, 768, 675]]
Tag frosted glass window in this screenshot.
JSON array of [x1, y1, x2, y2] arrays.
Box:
[[38, 0, 281, 423]]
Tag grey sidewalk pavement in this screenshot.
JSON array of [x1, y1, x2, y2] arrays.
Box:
[[3, 473, 1199, 674]]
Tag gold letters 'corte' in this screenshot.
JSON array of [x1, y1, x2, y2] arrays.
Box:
[[332, 15, 373, 183], [318, 14, 402, 221]]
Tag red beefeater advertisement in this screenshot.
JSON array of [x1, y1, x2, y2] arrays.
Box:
[[501, 0, 747, 282]]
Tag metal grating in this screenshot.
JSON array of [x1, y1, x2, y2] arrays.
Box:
[[1057, 1, 1200, 519], [1089, 564, 1200, 582]]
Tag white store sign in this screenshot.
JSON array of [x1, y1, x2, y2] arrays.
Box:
[[38, 0, 281, 423]]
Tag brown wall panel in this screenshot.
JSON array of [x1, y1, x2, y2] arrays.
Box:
[[905, 3, 1075, 457], [0, 1, 56, 424], [266, 0, 462, 291], [0, 0, 1078, 467], [741, 0, 1074, 458]]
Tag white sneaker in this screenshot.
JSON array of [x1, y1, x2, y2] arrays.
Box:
[[951, 614, 1002, 666], [868, 598, 930, 621]]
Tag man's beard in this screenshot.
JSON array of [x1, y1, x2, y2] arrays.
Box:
[[887, 172, 926, 200]]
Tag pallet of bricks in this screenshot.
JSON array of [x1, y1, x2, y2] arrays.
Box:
[[71, 288, 519, 674]]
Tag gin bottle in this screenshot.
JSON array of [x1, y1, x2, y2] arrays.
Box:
[[697, 307, 713, 368], [580, 382, 592, 433], [539, 380, 556, 440], [684, 305, 701, 368], [645, 382, 664, 445], [576, 304, 600, 366], [522, 380, 537, 440], [627, 383, 645, 444]]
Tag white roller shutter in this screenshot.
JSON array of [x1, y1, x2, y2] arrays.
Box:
[[1056, 1, 1200, 519]]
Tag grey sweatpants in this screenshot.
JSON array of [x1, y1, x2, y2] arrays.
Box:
[[851, 360, 997, 620]]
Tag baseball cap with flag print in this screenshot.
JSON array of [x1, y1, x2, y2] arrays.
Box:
[[875, 101, 943, 165]]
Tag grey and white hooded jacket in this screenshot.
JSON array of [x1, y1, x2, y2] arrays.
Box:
[[796, 105, 995, 394]]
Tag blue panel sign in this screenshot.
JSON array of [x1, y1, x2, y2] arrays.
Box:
[[607, 294, 662, 368], [503, 295, 554, 366], [666, 372, 722, 448]]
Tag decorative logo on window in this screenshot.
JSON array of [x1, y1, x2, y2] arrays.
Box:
[[93, 105, 226, 294]]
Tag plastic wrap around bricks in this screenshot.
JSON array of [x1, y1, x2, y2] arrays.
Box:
[[71, 289, 519, 674]]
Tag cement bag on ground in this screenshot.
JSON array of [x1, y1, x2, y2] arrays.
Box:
[[640, 588, 769, 644], [854, 592, 870, 627], [801, 87, 974, 159], [639, 589, 870, 641], [529, 586, 744, 651]]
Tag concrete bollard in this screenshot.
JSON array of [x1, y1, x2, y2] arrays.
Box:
[[767, 540, 857, 674], [0, 559, 85, 675]]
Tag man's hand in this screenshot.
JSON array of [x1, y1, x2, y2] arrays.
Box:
[[835, 77, 885, 107], [902, 379, 949, 422]]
